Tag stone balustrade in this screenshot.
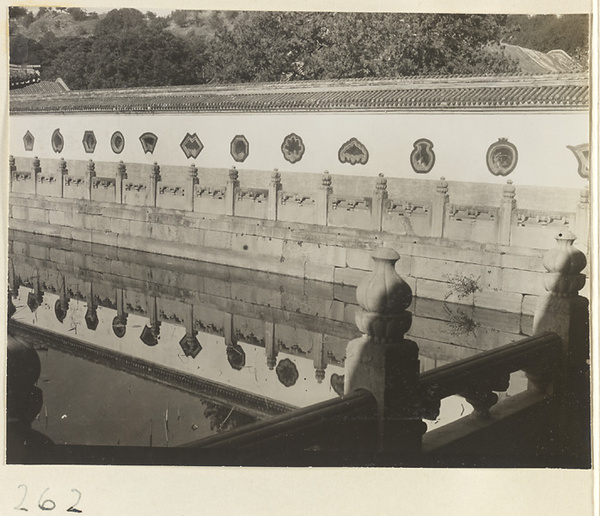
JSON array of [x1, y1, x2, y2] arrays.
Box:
[[9, 155, 587, 253]]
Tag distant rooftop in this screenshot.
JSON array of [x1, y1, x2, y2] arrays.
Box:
[[500, 44, 584, 74], [9, 64, 41, 89], [10, 71, 588, 114]]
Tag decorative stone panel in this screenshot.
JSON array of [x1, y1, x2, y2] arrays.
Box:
[[486, 138, 518, 176], [230, 134, 249, 162], [111, 131, 125, 154], [180, 132, 204, 159], [51, 128, 64, 153], [139, 132, 158, 154], [23, 130, 35, 151], [281, 133, 305, 164], [82, 130, 97, 153], [410, 138, 435, 173], [567, 143, 589, 178], [338, 137, 369, 165]]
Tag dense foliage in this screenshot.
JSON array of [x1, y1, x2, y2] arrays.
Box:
[[8, 8, 589, 90]]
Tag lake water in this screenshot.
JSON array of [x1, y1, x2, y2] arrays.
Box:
[[8, 230, 532, 448]]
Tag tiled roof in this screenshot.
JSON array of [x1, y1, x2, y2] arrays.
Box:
[[10, 73, 588, 114], [501, 44, 583, 74], [11, 78, 70, 96]]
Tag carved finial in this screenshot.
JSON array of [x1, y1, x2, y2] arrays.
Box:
[[229, 166, 239, 182], [151, 162, 161, 180], [58, 157, 67, 174], [542, 230, 586, 297], [375, 173, 387, 192], [502, 179, 516, 202], [436, 176, 448, 195], [579, 185, 589, 205], [188, 163, 198, 180], [267, 357, 277, 370], [321, 170, 332, 189], [355, 247, 413, 339], [9, 155, 15, 170], [86, 159, 96, 178], [117, 160, 127, 178], [32, 156, 41, 171], [271, 168, 281, 185], [315, 369, 326, 383]]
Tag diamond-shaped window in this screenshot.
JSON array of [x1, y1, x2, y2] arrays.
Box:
[[23, 130, 35, 151], [180, 133, 204, 159], [82, 130, 97, 153]]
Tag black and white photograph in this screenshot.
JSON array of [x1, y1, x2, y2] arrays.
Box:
[[3, 1, 597, 513]]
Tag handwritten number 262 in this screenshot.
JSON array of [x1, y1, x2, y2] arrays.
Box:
[[13, 485, 82, 513]]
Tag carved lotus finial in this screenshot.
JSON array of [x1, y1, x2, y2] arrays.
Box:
[[542, 230, 586, 297]]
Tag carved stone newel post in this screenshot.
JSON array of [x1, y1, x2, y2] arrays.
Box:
[[226, 166, 239, 216], [531, 230, 588, 451], [187, 163, 199, 212], [430, 177, 448, 238], [268, 169, 281, 221], [32, 157, 41, 196], [150, 162, 161, 208], [57, 158, 68, 199], [575, 186, 589, 254], [498, 180, 516, 245], [115, 161, 127, 204], [85, 159, 96, 201], [9, 155, 16, 192], [317, 170, 332, 226], [345, 247, 424, 452], [371, 173, 388, 231]]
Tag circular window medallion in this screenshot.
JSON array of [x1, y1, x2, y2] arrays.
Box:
[[111, 131, 125, 154], [486, 138, 518, 176]]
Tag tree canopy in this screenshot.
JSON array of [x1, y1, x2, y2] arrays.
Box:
[[9, 9, 588, 90]]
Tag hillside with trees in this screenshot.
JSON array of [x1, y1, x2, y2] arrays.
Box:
[[8, 8, 589, 90]]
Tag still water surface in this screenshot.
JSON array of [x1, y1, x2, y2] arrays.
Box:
[[8, 231, 532, 447]]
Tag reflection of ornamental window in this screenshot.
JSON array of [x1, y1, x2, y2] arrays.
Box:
[[230, 135, 249, 162], [180, 132, 204, 159], [281, 133, 305, 164], [410, 138, 435, 173], [139, 132, 158, 154], [486, 138, 518, 176], [275, 358, 299, 387], [51, 128, 64, 153], [82, 130, 97, 153], [23, 130, 35, 151], [111, 131, 125, 154], [567, 143, 589, 178], [338, 137, 369, 165]]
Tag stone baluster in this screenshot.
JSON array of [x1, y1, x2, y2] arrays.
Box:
[[575, 186, 589, 254], [264, 321, 278, 370], [9, 155, 16, 192], [225, 166, 239, 216], [345, 247, 425, 452], [430, 177, 448, 238], [84, 283, 99, 331], [112, 289, 128, 338], [313, 334, 326, 383], [179, 304, 201, 358], [187, 163, 199, 212], [371, 173, 388, 231], [317, 170, 333, 226], [268, 169, 282, 221], [498, 180, 516, 245], [32, 156, 41, 196], [57, 158, 68, 198], [115, 161, 127, 204], [530, 230, 589, 453], [85, 159, 96, 201], [150, 162, 161, 208], [140, 296, 161, 346]]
